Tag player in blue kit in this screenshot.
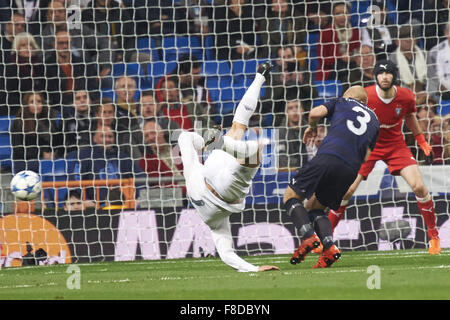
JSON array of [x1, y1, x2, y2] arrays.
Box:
[[283, 86, 380, 268]]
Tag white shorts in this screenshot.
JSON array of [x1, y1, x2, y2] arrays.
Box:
[[178, 133, 257, 229]]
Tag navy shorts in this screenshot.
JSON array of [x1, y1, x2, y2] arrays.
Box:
[[289, 154, 358, 210]]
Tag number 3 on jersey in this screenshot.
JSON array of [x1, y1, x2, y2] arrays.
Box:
[[347, 106, 371, 135]]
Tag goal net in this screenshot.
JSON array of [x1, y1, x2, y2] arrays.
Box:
[[0, 0, 449, 267]]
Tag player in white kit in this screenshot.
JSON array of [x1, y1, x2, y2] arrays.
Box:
[[177, 63, 279, 272]]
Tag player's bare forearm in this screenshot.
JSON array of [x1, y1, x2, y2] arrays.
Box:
[[404, 113, 422, 136], [308, 105, 328, 127], [364, 148, 372, 162], [258, 265, 280, 272]]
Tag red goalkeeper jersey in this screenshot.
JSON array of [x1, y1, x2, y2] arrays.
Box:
[[365, 85, 416, 147]]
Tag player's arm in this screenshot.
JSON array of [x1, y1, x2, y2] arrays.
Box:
[[303, 105, 328, 144], [210, 220, 279, 272], [404, 113, 434, 163], [364, 148, 372, 162]]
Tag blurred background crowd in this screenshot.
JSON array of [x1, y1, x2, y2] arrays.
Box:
[[0, 0, 449, 208]]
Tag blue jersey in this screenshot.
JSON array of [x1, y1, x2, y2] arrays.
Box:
[[317, 97, 380, 171]]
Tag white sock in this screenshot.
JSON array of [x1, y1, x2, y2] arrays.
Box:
[[223, 136, 259, 159], [232, 73, 265, 126]]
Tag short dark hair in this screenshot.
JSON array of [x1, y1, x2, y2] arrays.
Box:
[[178, 55, 201, 75], [141, 90, 155, 99], [65, 189, 82, 202]]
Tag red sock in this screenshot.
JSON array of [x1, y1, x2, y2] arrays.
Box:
[[328, 205, 347, 233], [417, 199, 438, 239]]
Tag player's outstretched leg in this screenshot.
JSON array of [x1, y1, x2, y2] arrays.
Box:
[[222, 62, 272, 162], [283, 190, 321, 265], [309, 209, 341, 268]]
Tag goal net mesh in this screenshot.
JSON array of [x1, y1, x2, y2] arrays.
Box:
[[0, 0, 449, 267]]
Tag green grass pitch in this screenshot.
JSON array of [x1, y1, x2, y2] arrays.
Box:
[[1, 249, 449, 300]]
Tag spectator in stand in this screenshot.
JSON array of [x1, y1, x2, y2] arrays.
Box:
[[44, 28, 99, 109], [139, 90, 180, 143], [140, 118, 184, 192], [338, 44, 377, 92], [258, 0, 307, 60], [157, 76, 199, 131], [405, 95, 437, 164], [93, 98, 116, 129], [5, 32, 45, 116], [303, 1, 331, 32], [114, 75, 138, 118], [10, 92, 63, 173], [91, 98, 142, 161], [444, 114, 450, 163], [277, 98, 308, 169], [38, 0, 113, 78], [388, 25, 427, 97], [177, 55, 208, 107], [68, 124, 146, 205], [360, 0, 397, 61], [178, 0, 212, 37], [62, 89, 96, 155], [210, 0, 260, 60], [6, 0, 51, 35], [113, 75, 144, 160], [427, 21, 450, 101], [0, 11, 26, 116], [81, 0, 143, 64], [262, 45, 317, 126], [63, 189, 96, 212], [155, 55, 211, 129], [316, 1, 360, 81], [409, 0, 449, 51], [428, 115, 447, 164]]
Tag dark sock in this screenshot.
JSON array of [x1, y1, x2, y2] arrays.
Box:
[[284, 198, 314, 240], [309, 209, 334, 250]]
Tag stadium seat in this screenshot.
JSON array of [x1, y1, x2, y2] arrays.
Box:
[[0, 116, 14, 168], [231, 58, 268, 87], [202, 60, 232, 77], [204, 35, 215, 61], [40, 159, 71, 208], [313, 80, 343, 106], [306, 31, 319, 74], [143, 61, 178, 88], [231, 59, 268, 76], [161, 36, 203, 62], [350, 0, 371, 27], [136, 37, 161, 61], [206, 75, 246, 103], [438, 100, 450, 116]]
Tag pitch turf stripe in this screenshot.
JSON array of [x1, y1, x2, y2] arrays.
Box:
[[1, 250, 449, 273]]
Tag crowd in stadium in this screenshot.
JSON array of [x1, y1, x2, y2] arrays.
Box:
[[0, 0, 449, 206]]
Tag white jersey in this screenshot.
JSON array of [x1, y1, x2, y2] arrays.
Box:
[[178, 132, 260, 272]]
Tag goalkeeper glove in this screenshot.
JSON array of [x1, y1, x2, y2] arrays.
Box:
[[414, 133, 434, 165]]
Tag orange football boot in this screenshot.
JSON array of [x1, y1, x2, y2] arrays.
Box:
[[290, 234, 321, 265], [428, 237, 442, 255], [313, 244, 341, 268]]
